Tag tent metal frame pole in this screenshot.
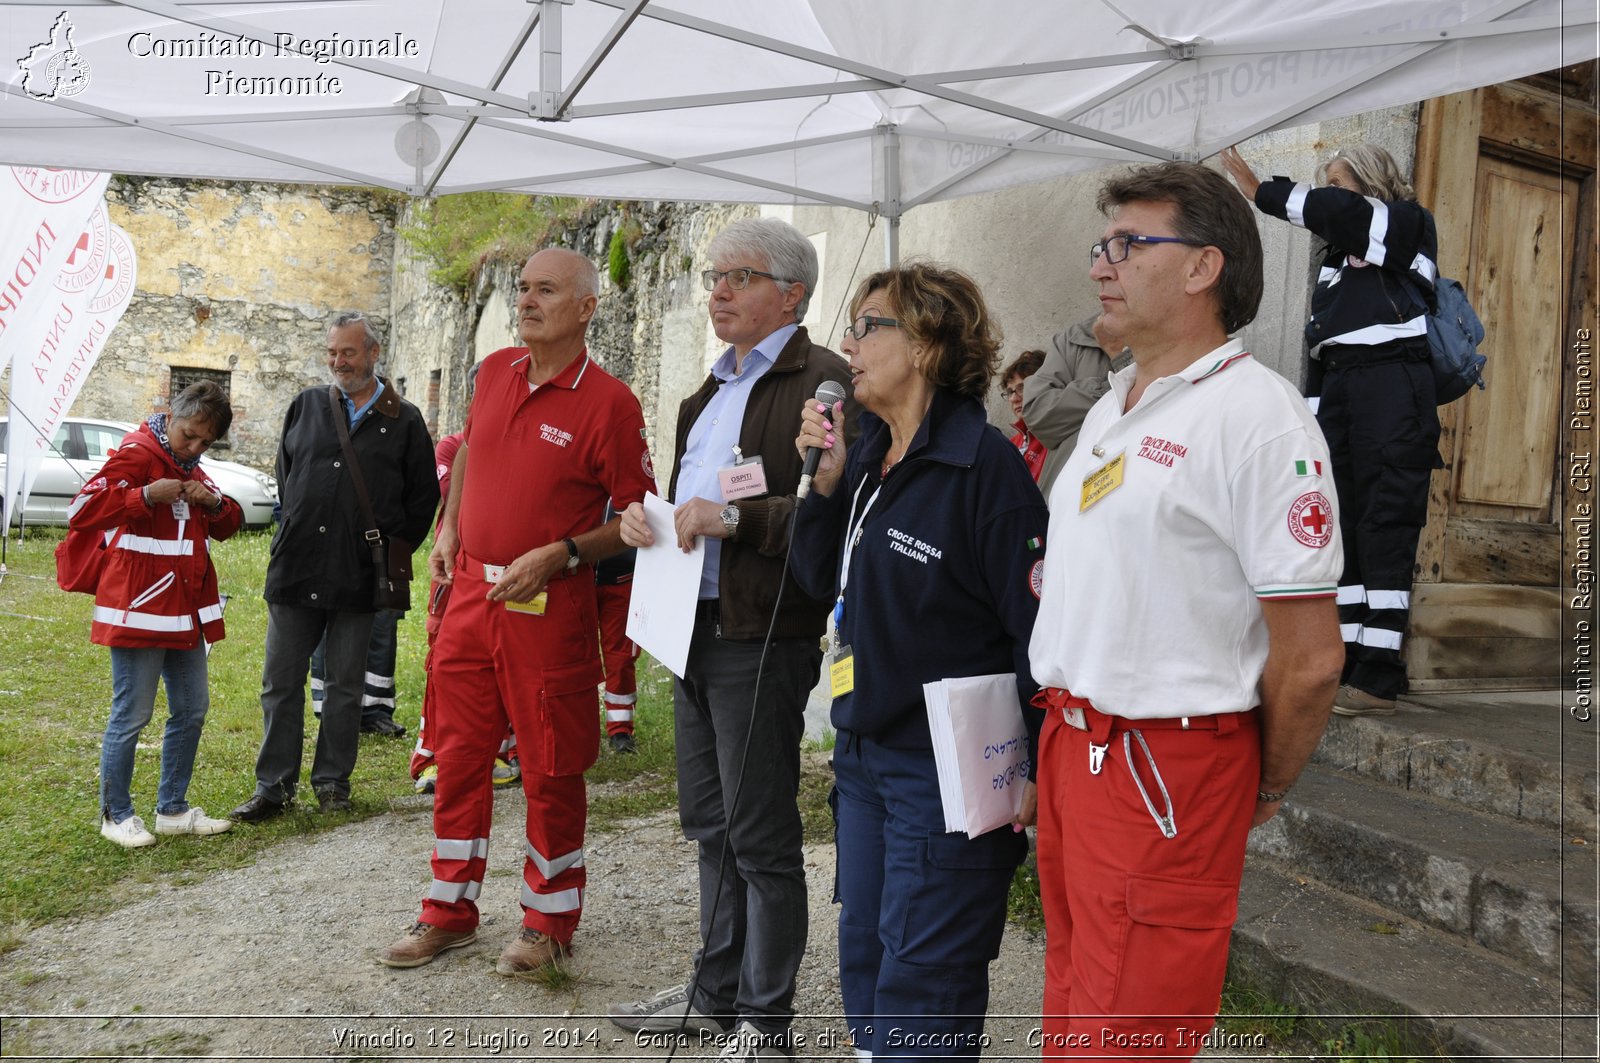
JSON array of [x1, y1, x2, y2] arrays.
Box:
[[533, 0, 574, 118], [421, 6, 544, 195], [554, 0, 651, 120], [877, 123, 901, 267]]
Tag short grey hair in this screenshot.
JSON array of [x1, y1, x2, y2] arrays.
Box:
[[328, 310, 381, 351], [531, 247, 600, 300], [171, 380, 234, 437], [707, 218, 818, 321]]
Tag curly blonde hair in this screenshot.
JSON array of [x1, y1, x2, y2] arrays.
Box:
[[850, 262, 1002, 401]]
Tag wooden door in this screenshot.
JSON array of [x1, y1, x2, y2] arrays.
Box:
[[1410, 78, 1597, 690]]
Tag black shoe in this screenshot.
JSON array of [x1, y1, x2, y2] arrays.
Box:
[[316, 790, 354, 814], [230, 794, 287, 822], [609, 732, 637, 755], [361, 716, 407, 737]]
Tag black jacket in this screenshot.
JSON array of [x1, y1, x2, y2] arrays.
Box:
[[667, 326, 856, 640], [265, 381, 439, 611]]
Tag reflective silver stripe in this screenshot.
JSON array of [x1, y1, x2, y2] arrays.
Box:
[[1285, 182, 1311, 227], [116, 534, 193, 556], [362, 694, 397, 708], [1410, 252, 1438, 284], [1339, 623, 1361, 643], [428, 877, 482, 903], [606, 708, 634, 722], [92, 606, 195, 633], [414, 741, 434, 758], [521, 883, 581, 914], [128, 572, 176, 609], [1363, 197, 1389, 265], [1318, 265, 1339, 285], [66, 493, 95, 519], [500, 734, 518, 755], [310, 677, 325, 693], [1367, 589, 1410, 610], [1325, 315, 1428, 347], [1306, 396, 1320, 415], [1336, 584, 1367, 605], [525, 841, 585, 880], [603, 691, 637, 705], [1358, 627, 1403, 651], [197, 603, 224, 624], [365, 671, 394, 690], [435, 837, 489, 862]]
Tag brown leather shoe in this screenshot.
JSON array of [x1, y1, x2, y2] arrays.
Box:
[[378, 922, 477, 968], [495, 927, 571, 975], [1332, 684, 1398, 716]]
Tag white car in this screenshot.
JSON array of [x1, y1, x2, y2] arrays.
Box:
[[0, 416, 278, 529]]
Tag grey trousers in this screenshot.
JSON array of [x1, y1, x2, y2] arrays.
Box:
[[253, 602, 375, 802], [674, 611, 823, 1035]]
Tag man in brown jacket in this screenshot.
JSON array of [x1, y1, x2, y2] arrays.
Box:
[[612, 218, 854, 1059]]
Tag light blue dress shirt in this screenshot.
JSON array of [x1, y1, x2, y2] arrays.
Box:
[[677, 323, 796, 600]]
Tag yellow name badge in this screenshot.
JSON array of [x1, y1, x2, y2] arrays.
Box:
[[504, 591, 548, 615], [1080, 451, 1126, 513], [829, 648, 856, 698]]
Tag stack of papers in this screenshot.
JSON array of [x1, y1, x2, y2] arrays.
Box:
[[923, 672, 1029, 838]]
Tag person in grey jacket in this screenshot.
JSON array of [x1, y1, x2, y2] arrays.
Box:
[[1021, 313, 1130, 500], [232, 311, 438, 821]]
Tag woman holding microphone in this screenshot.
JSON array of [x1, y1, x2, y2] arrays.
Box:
[[790, 262, 1047, 1059]]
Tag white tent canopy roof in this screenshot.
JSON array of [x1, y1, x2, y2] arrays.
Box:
[[2, 0, 1594, 214]]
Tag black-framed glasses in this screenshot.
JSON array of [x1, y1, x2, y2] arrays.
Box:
[[1089, 234, 1204, 267], [842, 315, 899, 341], [1001, 385, 1024, 400], [701, 267, 786, 291]]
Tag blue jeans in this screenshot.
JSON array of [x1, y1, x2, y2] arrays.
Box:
[[101, 645, 211, 823]]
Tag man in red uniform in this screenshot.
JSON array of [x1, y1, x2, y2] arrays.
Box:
[[379, 247, 655, 975]]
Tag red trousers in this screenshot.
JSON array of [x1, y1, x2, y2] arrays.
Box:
[[1035, 704, 1259, 1061], [420, 564, 602, 943], [410, 578, 516, 779], [597, 582, 638, 736]]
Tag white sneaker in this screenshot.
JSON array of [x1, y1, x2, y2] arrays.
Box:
[[154, 807, 234, 836], [719, 1022, 792, 1060], [101, 815, 157, 848], [607, 984, 724, 1035]]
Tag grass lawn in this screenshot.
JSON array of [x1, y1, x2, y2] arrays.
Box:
[[0, 526, 679, 935]]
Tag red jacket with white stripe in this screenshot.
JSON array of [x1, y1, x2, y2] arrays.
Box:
[[67, 423, 243, 649]]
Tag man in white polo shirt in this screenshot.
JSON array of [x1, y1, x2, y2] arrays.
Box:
[[1028, 162, 1345, 1060]]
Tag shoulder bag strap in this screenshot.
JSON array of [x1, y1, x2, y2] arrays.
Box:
[[327, 385, 382, 546]]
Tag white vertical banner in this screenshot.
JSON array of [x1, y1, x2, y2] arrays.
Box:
[[0, 166, 116, 530]]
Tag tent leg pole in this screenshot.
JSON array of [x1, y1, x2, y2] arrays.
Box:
[[884, 215, 900, 267]]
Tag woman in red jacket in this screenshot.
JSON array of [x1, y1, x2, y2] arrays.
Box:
[[68, 381, 244, 847]]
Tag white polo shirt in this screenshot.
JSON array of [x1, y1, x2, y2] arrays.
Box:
[[1028, 339, 1341, 719]]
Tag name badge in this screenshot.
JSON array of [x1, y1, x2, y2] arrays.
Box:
[[505, 592, 548, 616], [171, 500, 191, 520], [829, 646, 855, 698], [718, 456, 768, 501], [1079, 452, 1125, 513]]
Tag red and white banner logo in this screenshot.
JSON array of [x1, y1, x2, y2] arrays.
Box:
[[1288, 491, 1334, 548]]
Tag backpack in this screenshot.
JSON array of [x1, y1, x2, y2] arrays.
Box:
[[1426, 276, 1487, 404], [54, 525, 117, 593]]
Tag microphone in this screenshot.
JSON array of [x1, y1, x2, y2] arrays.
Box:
[[797, 379, 848, 502]]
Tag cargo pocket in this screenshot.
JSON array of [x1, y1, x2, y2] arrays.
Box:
[[534, 659, 602, 776], [1107, 873, 1239, 1015], [888, 828, 1029, 965], [1376, 442, 1440, 530]]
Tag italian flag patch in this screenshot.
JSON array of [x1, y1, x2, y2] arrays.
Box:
[[1026, 536, 1043, 551], [1294, 459, 1323, 477]]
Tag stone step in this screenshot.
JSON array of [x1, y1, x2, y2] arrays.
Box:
[[1232, 859, 1596, 1062], [1248, 763, 1597, 1001], [1312, 690, 1593, 831]]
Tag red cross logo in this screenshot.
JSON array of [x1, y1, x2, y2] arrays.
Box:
[[1288, 491, 1334, 548]]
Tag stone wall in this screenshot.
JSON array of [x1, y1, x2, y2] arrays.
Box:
[[3, 177, 400, 470]]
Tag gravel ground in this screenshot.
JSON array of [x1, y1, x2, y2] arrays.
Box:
[[0, 775, 1053, 1061]]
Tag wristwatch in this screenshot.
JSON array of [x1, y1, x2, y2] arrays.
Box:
[[1256, 787, 1292, 803], [720, 503, 740, 539], [562, 537, 581, 572]]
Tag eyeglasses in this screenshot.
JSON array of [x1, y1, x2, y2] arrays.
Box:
[[1001, 385, 1024, 400], [1089, 234, 1205, 267], [701, 267, 787, 291], [841, 315, 900, 341]]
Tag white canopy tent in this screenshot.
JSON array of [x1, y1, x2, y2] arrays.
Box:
[[2, 0, 1594, 258]]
